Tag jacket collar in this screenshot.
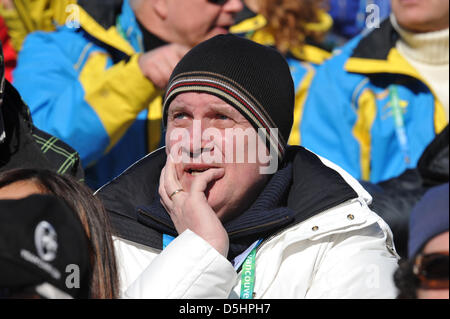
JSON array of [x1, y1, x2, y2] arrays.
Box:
[[77, 0, 139, 57], [98, 146, 358, 254], [344, 18, 425, 81], [286, 147, 359, 224]]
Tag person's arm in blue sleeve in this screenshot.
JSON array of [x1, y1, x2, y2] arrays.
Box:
[[13, 31, 158, 167]]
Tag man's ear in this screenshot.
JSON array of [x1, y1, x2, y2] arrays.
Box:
[[153, 0, 169, 19]]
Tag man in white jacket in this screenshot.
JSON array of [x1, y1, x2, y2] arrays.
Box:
[[97, 34, 399, 299]]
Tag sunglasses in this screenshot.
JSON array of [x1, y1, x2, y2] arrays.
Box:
[[413, 252, 449, 290], [208, 0, 229, 5]]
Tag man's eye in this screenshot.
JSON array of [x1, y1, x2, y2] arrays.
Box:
[[216, 114, 230, 120], [173, 113, 188, 120]]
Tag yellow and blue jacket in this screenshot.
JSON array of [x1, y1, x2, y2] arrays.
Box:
[[13, 0, 163, 189], [299, 19, 448, 183], [230, 11, 333, 146]]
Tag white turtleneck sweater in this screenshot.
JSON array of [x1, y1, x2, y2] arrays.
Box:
[[391, 14, 449, 121]]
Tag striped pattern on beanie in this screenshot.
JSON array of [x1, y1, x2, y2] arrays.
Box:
[[162, 34, 295, 162]]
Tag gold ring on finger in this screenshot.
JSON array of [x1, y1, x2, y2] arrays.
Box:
[[169, 188, 184, 200]]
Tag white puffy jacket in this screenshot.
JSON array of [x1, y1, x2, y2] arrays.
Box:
[[113, 157, 400, 299]]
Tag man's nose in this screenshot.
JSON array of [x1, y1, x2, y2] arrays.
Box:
[[223, 0, 244, 14], [187, 120, 214, 157]]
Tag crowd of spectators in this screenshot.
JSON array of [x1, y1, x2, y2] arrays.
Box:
[[0, 0, 448, 299]]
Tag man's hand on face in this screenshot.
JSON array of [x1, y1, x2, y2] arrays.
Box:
[[159, 155, 229, 257], [138, 44, 190, 90]]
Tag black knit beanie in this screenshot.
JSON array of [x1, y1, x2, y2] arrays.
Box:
[[163, 34, 294, 161]]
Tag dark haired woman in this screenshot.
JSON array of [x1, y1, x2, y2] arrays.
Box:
[[0, 168, 119, 298]]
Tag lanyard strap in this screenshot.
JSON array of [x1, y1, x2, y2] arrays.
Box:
[[389, 85, 411, 165], [239, 239, 262, 299], [240, 247, 257, 299]]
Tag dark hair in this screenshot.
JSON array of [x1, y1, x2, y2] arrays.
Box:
[[258, 0, 328, 53], [0, 169, 119, 298], [393, 258, 419, 299]]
